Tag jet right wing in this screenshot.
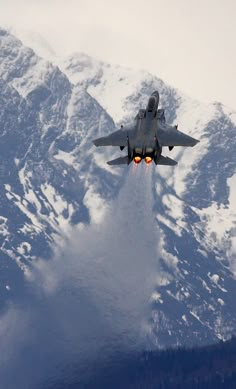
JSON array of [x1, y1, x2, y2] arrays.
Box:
[[93, 125, 135, 147], [157, 127, 199, 147]]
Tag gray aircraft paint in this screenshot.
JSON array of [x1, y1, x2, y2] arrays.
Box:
[[93, 90, 199, 166]]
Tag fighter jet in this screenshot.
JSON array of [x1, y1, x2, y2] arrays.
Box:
[[93, 91, 199, 166]]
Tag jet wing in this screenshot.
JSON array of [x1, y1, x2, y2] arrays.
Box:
[[107, 156, 129, 165], [93, 125, 135, 147], [156, 155, 177, 166], [157, 127, 199, 147]]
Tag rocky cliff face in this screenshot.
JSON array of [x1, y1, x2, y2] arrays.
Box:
[[0, 27, 236, 347]]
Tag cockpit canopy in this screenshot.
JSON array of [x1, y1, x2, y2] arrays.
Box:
[[146, 91, 159, 113], [147, 96, 156, 112]]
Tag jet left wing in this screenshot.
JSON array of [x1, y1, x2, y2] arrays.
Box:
[[157, 127, 199, 147], [93, 126, 135, 147]]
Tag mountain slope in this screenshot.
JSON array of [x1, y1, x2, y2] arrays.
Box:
[[0, 28, 236, 347], [59, 51, 236, 345]]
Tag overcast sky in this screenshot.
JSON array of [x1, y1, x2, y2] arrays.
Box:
[[0, 0, 235, 110]]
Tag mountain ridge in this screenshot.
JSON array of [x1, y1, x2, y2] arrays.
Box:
[[0, 27, 235, 348]]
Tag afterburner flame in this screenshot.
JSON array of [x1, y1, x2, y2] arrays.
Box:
[[145, 156, 153, 164], [134, 156, 142, 164]]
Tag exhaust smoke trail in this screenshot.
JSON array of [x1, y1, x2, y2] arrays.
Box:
[[0, 167, 159, 388]]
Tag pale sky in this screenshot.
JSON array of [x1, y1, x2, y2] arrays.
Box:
[[0, 0, 236, 110]]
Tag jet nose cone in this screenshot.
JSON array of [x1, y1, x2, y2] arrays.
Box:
[[151, 90, 159, 98]]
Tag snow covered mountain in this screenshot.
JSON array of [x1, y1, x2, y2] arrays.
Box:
[[0, 27, 236, 349]]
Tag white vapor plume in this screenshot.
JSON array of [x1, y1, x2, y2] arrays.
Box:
[[0, 167, 159, 388]]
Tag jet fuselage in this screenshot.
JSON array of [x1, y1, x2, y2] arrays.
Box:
[[93, 90, 199, 166], [129, 91, 162, 164]]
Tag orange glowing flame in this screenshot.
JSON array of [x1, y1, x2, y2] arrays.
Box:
[[134, 156, 142, 164], [145, 156, 153, 164]]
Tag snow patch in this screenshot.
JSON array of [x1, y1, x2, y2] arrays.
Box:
[[0, 216, 8, 237], [83, 186, 108, 224], [4, 184, 11, 192], [11, 58, 52, 98], [210, 274, 220, 284], [19, 167, 42, 213], [59, 53, 103, 85], [17, 242, 31, 255], [88, 66, 154, 123], [192, 172, 236, 272], [40, 183, 74, 232], [151, 292, 163, 304], [208, 273, 227, 293], [218, 298, 225, 306], [190, 310, 204, 325], [166, 98, 219, 196], [221, 105, 236, 127], [53, 150, 77, 166], [156, 213, 182, 237], [159, 234, 179, 270], [5, 189, 42, 231], [161, 194, 187, 234], [202, 280, 211, 294]]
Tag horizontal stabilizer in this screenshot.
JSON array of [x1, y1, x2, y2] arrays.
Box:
[[156, 155, 178, 166], [107, 156, 129, 166]]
